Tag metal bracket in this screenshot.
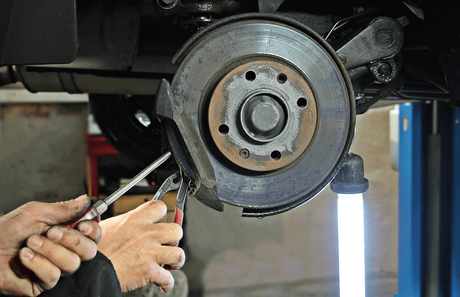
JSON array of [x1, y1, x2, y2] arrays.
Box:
[[337, 17, 404, 70], [356, 78, 402, 114], [155, 79, 224, 211], [258, 0, 285, 13]]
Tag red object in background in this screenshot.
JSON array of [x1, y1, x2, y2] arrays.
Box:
[[86, 135, 119, 199]]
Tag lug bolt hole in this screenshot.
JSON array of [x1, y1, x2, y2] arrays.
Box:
[[271, 151, 281, 160], [297, 98, 307, 108], [277, 73, 287, 84], [219, 124, 229, 135], [239, 149, 250, 159], [245, 71, 256, 81]]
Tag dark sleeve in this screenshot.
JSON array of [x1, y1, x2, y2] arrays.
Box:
[[40, 252, 122, 297]]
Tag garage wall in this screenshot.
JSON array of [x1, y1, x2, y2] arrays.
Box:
[[0, 102, 88, 214]]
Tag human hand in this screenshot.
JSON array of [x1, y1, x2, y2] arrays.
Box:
[[97, 200, 185, 293], [0, 195, 102, 296]]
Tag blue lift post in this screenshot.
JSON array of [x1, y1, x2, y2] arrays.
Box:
[[396, 102, 424, 297], [396, 102, 460, 296], [451, 107, 460, 297]]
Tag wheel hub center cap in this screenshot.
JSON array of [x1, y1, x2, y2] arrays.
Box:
[[241, 94, 287, 142]]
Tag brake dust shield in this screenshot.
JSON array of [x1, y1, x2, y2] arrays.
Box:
[[169, 15, 355, 216]]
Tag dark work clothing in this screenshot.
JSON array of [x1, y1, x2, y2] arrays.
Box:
[[40, 252, 122, 297]]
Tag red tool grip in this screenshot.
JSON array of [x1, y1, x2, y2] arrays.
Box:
[[173, 207, 184, 247], [65, 207, 101, 229], [174, 207, 184, 226]]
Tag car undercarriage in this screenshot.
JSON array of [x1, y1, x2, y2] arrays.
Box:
[[1, 0, 458, 216]]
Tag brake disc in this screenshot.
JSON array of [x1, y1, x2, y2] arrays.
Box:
[[170, 14, 355, 216]]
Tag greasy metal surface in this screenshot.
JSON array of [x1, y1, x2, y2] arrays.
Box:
[[164, 124, 196, 182], [208, 61, 317, 171], [369, 58, 399, 83], [258, 0, 285, 13], [151, 0, 243, 17], [17, 67, 162, 95], [39, 0, 141, 71], [155, 79, 224, 211], [164, 124, 225, 211], [0, 0, 77, 65], [171, 16, 354, 213], [337, 17, 403, 70]]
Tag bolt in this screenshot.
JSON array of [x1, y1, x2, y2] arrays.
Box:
[[239, 149, 250, 159], [339, 54, 347, 64], [355, 93, 365, 105], [157, 0, 178, 9], [277, 73, 287, 84], [354, 7, 365, 14], [397, 16, 410, 28], [378, 63, 391, 75]]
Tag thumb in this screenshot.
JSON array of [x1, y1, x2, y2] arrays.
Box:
[[38, 195, 91, 225]]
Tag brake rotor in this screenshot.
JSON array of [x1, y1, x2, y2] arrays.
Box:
[[170, 15, 354, 215]]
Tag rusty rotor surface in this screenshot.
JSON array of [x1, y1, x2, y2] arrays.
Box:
[[208, 60, 317, 171], [170, 17, 354, 212]]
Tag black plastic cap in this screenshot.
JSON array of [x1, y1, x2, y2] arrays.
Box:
[[331, 153, 369, 194]]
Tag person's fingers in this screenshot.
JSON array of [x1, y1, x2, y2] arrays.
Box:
[[133, 200, 167, 223], [155, 246, 185, 270], [26, 235, 80, 276], [9, 254, 32, 278], [19, 247, 61, 291], [76, 220, 102, 244], [152, 223, 183, 245], [158, 212, 167, 224], [46, 226, 97, 261], [24, 195, 91, 226], [145, 264, 174, 293]]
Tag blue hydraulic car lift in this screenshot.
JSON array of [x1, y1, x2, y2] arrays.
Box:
[[396, 102, 460, 297]]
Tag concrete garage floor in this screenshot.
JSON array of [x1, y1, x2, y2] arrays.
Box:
[[0, 98, 398, 297]]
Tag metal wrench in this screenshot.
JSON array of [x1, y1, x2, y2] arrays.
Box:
[[153, 170, 192, 246], [152, 171, 181, 201], [66, 152, 172, 228]]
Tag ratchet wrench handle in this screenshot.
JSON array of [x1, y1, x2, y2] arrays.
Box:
[[65, 206, 101, 229]]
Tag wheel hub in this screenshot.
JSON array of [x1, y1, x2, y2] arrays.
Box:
[[241, 94, 286, 142], [208, 60, 317, 171]]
